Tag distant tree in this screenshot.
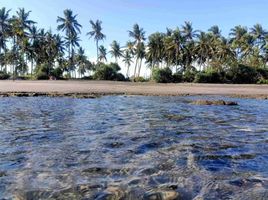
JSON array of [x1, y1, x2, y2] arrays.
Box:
[[87, 19, 105, 63]]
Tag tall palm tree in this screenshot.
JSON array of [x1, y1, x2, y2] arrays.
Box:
[[136, 42, 145, 77], [57, 9, 81, 63], [0, 7, 11, 71], [229, 25, 248, 60], [194, 32, 213, 70], [87, 19, 105, 62], [208, 25, 221, 38], [146, 32, 165, 69], [128, 23, 146, 78], [76, 47, 92, 77], [110, 40, 123, 63], [122, 50, 133, 78], [10, 8, 35, 77], [181, 21, 198, 41], [98, 45, 107, 62]]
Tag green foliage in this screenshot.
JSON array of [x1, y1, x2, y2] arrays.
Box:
[[256, 68, 268, 80], [93, 63, 125, 81], [183, 69, 197, 82], [152, 67, 173, 83], [35, 72, 49, 80], [34, 63, 50, 80], [173, 72, 183, 83], [51, 67, 63, 79], [257, 79, 268, 84], [226, 64, 258, 84], [194, 70, 223, 83], [0, 71, 10, 80], [134, 76, 148, 82]]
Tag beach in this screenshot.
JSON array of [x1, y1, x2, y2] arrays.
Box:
[[0, 80, 268, 98]]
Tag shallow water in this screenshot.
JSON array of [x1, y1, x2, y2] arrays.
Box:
[[0, 95, 268, 199]]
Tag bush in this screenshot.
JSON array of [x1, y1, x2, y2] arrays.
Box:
[[115, 73, 126, 81], [93, 63, 125, 81], [133, 76, 148, 82], [194, 70, 223, 83], [173, 72, 183, 83], [256, 68, 268, 80], [35, 71, 49, 80], [51, 67, 63, 79], [257, 79, 268, 84], [0, 71, 10, 80], [183, 69, 197, 82], [226, 64, 258, 84], [152, 67, 173, 83]]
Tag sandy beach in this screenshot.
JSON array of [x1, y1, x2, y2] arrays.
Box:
[[0, 80, 268, 98]]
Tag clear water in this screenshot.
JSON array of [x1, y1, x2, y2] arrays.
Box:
[[0, 96, 268, 199]]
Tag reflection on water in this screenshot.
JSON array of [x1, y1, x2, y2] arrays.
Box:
[[0, 96, 268, 199]]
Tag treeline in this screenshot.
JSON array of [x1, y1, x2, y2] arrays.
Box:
[[0, 7, 268, 83]]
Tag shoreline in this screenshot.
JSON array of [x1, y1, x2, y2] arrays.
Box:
[[0, 80, 268, 99]]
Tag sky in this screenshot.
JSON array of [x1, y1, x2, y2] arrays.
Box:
[[2, 0, 268, 76]]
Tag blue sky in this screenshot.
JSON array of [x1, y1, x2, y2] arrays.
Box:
[[2, 0, 268, 62]]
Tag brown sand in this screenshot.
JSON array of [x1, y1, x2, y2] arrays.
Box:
[[0, 80, 268, 98]]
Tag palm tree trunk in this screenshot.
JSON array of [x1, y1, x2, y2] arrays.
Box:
[[126, 64, 130, 78], [133, 57, 138, 80], [13, 36, 16, 81], [31, 59, 33, 78], [96, 40, 99, 63], [0, 48, 2, 72], [137, 58, 142, 77]]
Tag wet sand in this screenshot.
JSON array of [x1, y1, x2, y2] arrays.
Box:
[[0, 80, 268, 98]]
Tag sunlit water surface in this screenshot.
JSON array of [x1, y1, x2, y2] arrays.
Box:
[[0, 96, 268, 200]]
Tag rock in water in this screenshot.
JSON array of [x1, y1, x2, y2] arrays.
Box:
[[192, 100, 238, 106], [143, 190, 180, 200], [95, 186, 125, 200]]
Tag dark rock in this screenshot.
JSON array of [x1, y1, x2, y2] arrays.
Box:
[[95, 186, 125, 200], [192, 100, 238, 106], [143, 190, 180, 200]]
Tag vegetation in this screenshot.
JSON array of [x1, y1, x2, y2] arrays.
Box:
[[0, 6, 268, 83]]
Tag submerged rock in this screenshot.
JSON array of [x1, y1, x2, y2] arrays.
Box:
[[164, 114, 188, 121], [95, 186, 125, 200], [191, 100, 238, 106], [143, 190, 180, 200]]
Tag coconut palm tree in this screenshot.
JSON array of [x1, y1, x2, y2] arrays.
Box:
[[76, 47, 92, 77], [208, 25, 221, 38], [57, 9, 81, 63], [136, 42, 145, 77], [110, 40, 123, 63], [122, 50, 133, 78], [65, 32, 80, 75], [181, 21, 198, 41], [194, 32, 213, 70], [146, 32, 165, 69], [0, 7, 11, 71], [98, 45, 107, 62], [87, 19, 105, 62], [128, 23, 146, 78]]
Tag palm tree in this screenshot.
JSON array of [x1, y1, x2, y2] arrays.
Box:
[[128, 23, 146, 78], [122, 50, 133, 78], [136, 42, 145, 77], [76, 47, 92, 77], [194, 32, 214, 70], [98, 45, 107, 62], [208, 25, 221, 38], [181, 21, 198, 41], [146, 32, 165, 69], [110, 40, 123, 63], [0, 7, 11, 71], [10, 8, 35, 77], [87, 19, 105, 62], [57, 9, 81, 63]]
